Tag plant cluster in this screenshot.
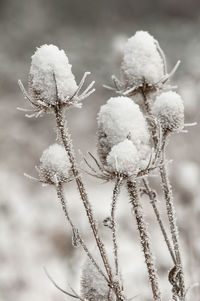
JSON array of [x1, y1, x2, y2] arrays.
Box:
[[19, 31, 193, 301]]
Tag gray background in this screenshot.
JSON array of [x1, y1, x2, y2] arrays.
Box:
[[0, 1, 200, 300]]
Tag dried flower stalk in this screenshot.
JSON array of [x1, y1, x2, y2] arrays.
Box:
[[54, 106, 125, 300], [111, 176, 123, 276], [127, 180, 161, 301]]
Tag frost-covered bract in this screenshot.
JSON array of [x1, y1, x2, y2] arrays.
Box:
[[106, 139, 139, 176], [81, 251, 115, 301], [97, 96, 150, 165], [121, 31, 164, 87], [152, 91, 184, 133], [29, 44, 78, 106], [38, 143, 71, 184]]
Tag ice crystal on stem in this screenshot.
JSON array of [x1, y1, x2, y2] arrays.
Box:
[[127, 180, 161, 301]]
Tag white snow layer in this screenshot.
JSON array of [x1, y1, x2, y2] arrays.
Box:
[[106, 139, 139, 175], [39, 143, 71, 183], [152, 91, 184, 132], [29, 44, 78, 105], [121, 31, 164, 86], [97, 96, 150, 163]]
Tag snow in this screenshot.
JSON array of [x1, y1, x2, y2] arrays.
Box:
[[106, 139, 139, 175], [29, 44, 78, 105], [121, 31, 164, 86], [152, 91, 184, 132], [97, 96, 150, 165], [39, 143, 71, 183]]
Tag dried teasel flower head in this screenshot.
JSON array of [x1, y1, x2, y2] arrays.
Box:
[[29, 44, 78, 106], [97, 96, 150, 166], [121, 31, 165, 88], [106, 139, 140, 176], [18, 44, 95, 117], [38, 143, 72, 185], [81, 250, 116, 301], [152, 91, 184, 134]]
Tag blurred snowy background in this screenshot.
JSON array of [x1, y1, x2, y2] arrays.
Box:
[[0, 0, 200, 300]]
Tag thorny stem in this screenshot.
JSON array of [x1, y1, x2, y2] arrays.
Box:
[[56, 182, 109, 283], [159, 153, 185, 300], [111, 176, 123, 276], [127, 180, 161, 301], [54, 106, 125, 300], [143, 179, 176, 265]]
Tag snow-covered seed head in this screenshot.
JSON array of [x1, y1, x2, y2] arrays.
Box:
[[29, 44, 78, 106], [121, 31, 164, 87], [106, 139, 139, 176], [38, 143, 71, 184], [97, 96, 150, 166], [152, 91, 184, 133], [81, 251, 115, 301]]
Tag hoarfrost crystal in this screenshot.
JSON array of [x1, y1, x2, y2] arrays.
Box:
[[38, 143, 71, 184], [121, 31, 164, 87], [81, 251, 115, 301], [29, 44, 78, 105], [152, 91, 184, 132]]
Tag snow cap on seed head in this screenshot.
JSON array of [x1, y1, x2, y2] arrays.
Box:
[[38, 143, 71, 184], [106, 139, 139, 176], [29, 44, 78, 106], [152, 91, 184, 133], [121, 31, 164, 87], [97, 96, 150, 165]]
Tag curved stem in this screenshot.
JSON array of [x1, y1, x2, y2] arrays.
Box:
[[111, 177, 123, 276], [143, 179, 176, 265], [127, 180, 161, 301], [159, 154, 185, 299], [56, 182, 109, 283]]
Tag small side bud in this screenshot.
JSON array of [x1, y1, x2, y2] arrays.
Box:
[[152, 91, 184, 133], [38, 143, 72, 184], [106, 139, 139, 176]]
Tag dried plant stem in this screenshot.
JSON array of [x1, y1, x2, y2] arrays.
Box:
[[127, 180, 161, 301], [56, 182, 109, 283], [143, 179, 176, 265], [111, 176, 123, 276], [159, 154, 185, 299], [141, 89, 185, 300], [140, 87, 152, 115], [54, 107, 124, 300], [55, 107, 112, 276]]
